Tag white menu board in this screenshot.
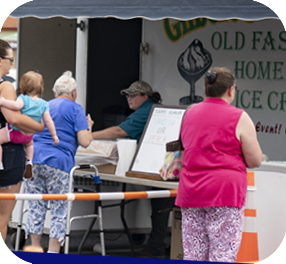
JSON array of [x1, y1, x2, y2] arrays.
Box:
[[130, 105, 186, 175]]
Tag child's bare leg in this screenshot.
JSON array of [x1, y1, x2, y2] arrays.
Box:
[[25, 140, 34, 161], [0, 127, 10, 169], [24, 140, 33, 179]]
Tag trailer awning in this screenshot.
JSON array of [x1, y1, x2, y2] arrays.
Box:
[[10, 0, 278, 21]]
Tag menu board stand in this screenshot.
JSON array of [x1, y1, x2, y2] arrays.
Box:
[[126, 105, 186, 181]]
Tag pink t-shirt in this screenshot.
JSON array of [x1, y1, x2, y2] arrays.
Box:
[[175, 97, 247, 209]]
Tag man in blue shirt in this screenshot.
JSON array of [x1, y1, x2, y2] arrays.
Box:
[[92, 81, 174, 258]]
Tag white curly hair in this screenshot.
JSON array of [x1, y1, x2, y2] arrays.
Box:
[[52, 71, 77, 97]]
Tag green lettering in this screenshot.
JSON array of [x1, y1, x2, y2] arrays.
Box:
[[163, 19, 182, 42], [258, 62, 271, 80], [164, 18, 212, 43], [268, 91, 278, 110], [241, 90, 251, 108], [280, 92, 286, 110], [224, 32, 233, 50], [252, 91, 263, 109], [252, 31, 263, 50], [262, 32, 276, 50], [181, 18, 208, 35], [234, 61, 245, 79], [235, 32, 245, 50], [273, 62, 284, 80], [246, 61, 256, 79], [278, 31, 286, 50], [235, 90, 240, 107], [211, 32, 222, 50]]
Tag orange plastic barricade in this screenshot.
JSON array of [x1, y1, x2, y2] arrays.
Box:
[[236, 171, 259, 263]]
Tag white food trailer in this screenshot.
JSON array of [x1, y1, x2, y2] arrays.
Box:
[[4, 0, 286, 261]]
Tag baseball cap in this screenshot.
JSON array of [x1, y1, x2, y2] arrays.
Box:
[[120, 81, 153, 96]]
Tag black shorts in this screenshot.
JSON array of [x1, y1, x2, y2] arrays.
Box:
[[0, 143, 25, 188]]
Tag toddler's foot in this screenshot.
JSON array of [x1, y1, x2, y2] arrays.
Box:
[[24, 160, 33, 179], [0, 162, 3, 170]]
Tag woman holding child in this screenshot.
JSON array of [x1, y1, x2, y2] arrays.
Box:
[[0, 39, 44, 241]]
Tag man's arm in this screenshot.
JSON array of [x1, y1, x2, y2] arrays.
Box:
[[92, 126, 128, 140]]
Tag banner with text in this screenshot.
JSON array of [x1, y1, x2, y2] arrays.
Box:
[[142, 19, 286, 161]]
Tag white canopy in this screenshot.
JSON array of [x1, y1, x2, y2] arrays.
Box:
[[11, 0, 278, 20]]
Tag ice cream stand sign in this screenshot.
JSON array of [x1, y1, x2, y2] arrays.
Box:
[[142, 18, 286, 161]]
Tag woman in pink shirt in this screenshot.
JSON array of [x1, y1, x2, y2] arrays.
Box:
[[175, 67, 263, 262]]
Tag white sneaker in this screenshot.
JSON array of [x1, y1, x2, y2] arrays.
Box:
[[0, 162, 3, 170], [24, 160, 33, 179], [93, 243, 102, 253]]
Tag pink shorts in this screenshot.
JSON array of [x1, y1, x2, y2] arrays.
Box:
[[6, 123, 33, 145]]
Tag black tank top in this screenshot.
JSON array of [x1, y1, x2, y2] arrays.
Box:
[[0, 78, 7, 129]]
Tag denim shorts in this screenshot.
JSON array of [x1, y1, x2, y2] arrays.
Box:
[[0, 143, 25, 188]]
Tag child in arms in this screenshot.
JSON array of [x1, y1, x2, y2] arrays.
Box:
[[0, 71, 59, 178]]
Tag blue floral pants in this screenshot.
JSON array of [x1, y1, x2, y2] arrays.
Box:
[[25, 164, 72, 244]]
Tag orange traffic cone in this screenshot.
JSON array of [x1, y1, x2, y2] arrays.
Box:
[[236, 171, 259, 263]]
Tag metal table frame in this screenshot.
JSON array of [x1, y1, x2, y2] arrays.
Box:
[[74, 171, 178, 256]]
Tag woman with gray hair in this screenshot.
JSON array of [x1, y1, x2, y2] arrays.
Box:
[[25, 71, 94, 253]]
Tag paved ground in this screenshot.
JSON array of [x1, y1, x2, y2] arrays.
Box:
[[6, 227, 171, 259], [6, 227, 134, 256]]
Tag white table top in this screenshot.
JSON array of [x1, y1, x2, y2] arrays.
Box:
[[252, 161, 286, 173], [74, 161, 281, 191], [75, 170, 179, 190]]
